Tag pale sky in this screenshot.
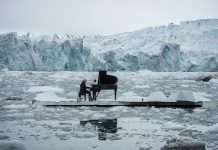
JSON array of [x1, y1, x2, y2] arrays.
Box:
[[0, 0, 218, 35]]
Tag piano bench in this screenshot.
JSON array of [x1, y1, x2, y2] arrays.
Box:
[[78, 93, 86, 101]]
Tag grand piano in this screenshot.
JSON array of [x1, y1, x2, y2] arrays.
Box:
[[90, 70, 118, 100]]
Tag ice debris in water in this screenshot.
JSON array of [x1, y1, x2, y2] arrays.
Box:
[[161, 137, 205, 150]]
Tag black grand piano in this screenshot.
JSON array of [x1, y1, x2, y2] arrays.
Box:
[[90, 70, 118, 100]]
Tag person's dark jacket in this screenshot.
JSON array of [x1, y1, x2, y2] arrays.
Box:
[[79, 81, 87, 94]]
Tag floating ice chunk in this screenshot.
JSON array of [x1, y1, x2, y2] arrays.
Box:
[[3, 104, 28, 109], [207, 123, 218, 133], [146, 91, 168, 102], [168, 91, 211, 102], [134, 85, 150, 89], [118, 91, 142, 101], [168, 91, 196, 102], [107, 133, 122, 140], [55, 133, 70, 140], [180, 84, 189, 87], [0, 140, 26, 150], [27, 86, 64, 93], [91, 113, 106, 120], [35, 91, 72, 102], [59, 122, 73, 126], [162, 122, 185, 130], [162, 137, 205, 150], [209, 78, 218, 83], [74, 131, 96, 138], [193, 93, 211, 102]]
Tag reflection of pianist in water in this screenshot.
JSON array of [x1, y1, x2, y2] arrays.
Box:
[[80, 119, 117, 140], [90, 70, 118, 100]]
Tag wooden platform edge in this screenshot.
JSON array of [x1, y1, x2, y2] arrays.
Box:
[[41, 101, 203, 108]]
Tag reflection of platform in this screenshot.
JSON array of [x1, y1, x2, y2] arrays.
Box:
[[38, 101, 203, 108], [80, 119, 117, 140]]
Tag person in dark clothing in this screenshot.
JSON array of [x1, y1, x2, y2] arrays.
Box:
[[79, 79, 92, 101]]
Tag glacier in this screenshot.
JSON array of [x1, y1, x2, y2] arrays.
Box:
[[0, 19, 218, 71]]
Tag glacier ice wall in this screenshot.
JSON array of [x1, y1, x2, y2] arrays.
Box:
[[0, 33, 90, 71], [84, 19, 218, 72], [0, 19, 218, 72]]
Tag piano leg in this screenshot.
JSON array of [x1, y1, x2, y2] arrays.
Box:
[[92, 91, 97, 100]]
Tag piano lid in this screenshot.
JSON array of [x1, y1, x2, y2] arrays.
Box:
[[98, 70, 118, 85]]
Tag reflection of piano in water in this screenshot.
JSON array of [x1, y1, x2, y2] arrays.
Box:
[[80, 119, 117, 140], [90, 70, 118, 100]]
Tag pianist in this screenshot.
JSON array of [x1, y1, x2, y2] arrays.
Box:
[[79, 79, 92, 101]]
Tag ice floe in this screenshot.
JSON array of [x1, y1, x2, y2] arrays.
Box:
[[168, 91, 196, 102], [168, 90, 211, 102], [145, 91, 169, 102]]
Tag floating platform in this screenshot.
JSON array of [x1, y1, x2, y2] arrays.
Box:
[[37, 101, 203, 108]]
